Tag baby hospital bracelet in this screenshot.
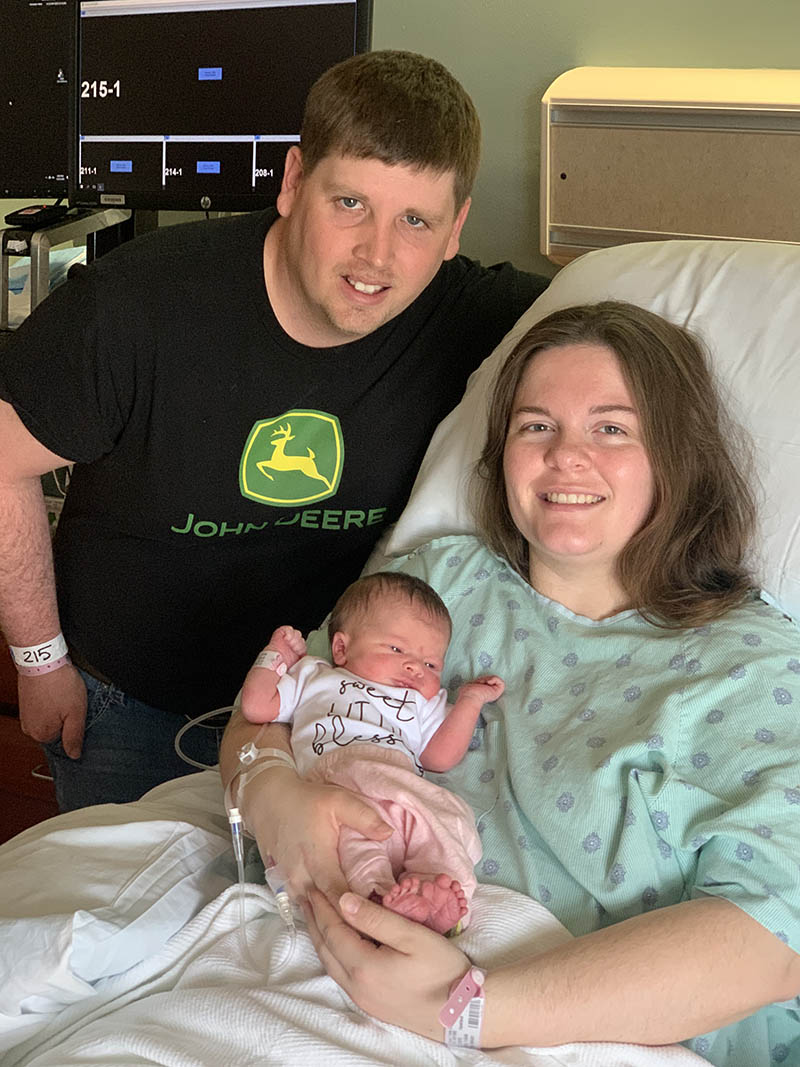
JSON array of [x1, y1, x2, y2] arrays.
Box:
[[439, 966, 485, 1048], [9, 633, 72, 677], [252, 648, 287, 676]]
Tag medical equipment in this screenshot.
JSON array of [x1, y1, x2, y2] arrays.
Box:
[[227, 804, 296, 974], [173, 705, 234, 769], [178, 708, 298, 969]]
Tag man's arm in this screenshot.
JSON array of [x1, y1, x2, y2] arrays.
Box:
[[0, 399, 87, 756]]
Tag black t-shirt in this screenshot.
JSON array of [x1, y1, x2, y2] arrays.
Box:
[[0, 209, 547, 713]]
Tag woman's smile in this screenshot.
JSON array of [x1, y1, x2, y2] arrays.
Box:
[[503, 342, 654, 595]]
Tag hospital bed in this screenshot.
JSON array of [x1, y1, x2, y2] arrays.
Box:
[[1, 236, 798, 1066]]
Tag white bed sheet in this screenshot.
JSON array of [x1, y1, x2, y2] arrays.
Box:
[[0, 771, 705, 1067]]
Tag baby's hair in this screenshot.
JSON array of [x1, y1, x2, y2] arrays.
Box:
[[327, 572, 452, 641]]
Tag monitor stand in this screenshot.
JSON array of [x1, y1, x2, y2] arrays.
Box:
[[1, 207, 132, 330]]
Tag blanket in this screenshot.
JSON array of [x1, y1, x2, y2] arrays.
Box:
[[0, 772, 705, 1066]]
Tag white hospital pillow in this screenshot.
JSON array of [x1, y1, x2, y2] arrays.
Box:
[[385, 239, 800, 622]]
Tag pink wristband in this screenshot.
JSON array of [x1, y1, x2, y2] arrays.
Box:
[[439, 966, 485, 1048], [14, 653, 72, 677]]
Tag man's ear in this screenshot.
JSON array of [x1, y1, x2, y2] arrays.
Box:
[[443, 196, 471, 261], [330, 631, 349, 667], [276, 145, 305, 218]]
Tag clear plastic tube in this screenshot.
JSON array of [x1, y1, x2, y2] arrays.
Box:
[[228, 807, 258, 971], [228, 810, 297, 974], [264, 854, 297, 970], [264, 855, 296, 930], [175, 705, 234, 769]]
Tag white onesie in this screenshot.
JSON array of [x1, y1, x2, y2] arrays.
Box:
[[272, 656, 449, 777]]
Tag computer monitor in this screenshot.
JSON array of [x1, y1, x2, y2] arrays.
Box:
[[73, 0, 373, 212], [0, 0, 75, 200]]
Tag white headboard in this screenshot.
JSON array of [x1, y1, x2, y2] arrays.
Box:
[[541, 67, 800, 265]]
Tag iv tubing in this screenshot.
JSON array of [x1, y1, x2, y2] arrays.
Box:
[[174, 705, 234, 769], [228, 808, 296, 974]]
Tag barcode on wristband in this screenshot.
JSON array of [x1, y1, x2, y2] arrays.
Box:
[[444, 996, 484, 1048]]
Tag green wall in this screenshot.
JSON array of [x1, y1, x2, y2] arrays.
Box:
[[4, 0, 799, 275], [371, 0, 800, 275]]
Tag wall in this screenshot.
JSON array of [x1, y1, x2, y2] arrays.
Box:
[[3, 1, 799, 275], [372, 0, 800, 275]]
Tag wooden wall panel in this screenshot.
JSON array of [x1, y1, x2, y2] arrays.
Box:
[[548, 124, 800, 243]]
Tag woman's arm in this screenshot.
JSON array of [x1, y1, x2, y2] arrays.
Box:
[[305, 890, 800, 1046], [218, 711, 393, 901]]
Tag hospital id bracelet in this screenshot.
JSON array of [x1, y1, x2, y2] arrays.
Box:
[[439, 966, 485, 1048], [252, 648, 287, 676], [9, 633, 72, 676]]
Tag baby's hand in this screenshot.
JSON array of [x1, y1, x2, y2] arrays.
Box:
[[458, 674, 505, 706], [267, 625, 307, 670]]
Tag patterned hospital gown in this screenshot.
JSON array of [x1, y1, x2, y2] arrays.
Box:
[[376, 536, 800, 1066]]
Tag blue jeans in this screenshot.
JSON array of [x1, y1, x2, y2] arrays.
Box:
[[42, 669, 226, 812]]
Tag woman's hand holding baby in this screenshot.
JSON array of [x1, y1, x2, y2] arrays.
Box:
[[248, 765, 394, 904], [304, 887, 470, 1041]]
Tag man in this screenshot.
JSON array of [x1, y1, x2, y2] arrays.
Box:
[[0, 50, 548, 810]]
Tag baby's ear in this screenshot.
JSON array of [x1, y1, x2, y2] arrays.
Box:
[[330, 632, 348, 666]]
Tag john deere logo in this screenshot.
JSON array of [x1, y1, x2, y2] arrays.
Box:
[[239, 410, 343, 507]]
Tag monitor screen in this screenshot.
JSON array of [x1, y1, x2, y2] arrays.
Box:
[[74, 0, 372, 212], [0, 0, 74, 200]]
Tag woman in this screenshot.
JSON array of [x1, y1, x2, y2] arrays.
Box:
[[219, 302, 800, 1066]]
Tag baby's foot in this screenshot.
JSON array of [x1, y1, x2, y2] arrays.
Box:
[[267, 625, 306, 670], [382, 873, 467, 934]]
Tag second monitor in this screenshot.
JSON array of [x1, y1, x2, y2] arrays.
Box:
[[74, 0, 373, 212]]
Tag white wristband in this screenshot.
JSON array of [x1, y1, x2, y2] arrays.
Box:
[[9, 633, 71, 676], [253, 648, 287, 676]]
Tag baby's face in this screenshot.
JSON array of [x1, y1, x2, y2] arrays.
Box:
[[331, 596, 450, 700]]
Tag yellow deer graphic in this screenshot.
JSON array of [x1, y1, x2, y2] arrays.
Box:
[[257, 423, 333, 490]]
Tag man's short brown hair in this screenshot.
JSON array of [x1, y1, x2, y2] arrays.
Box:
[[300, 50, 481, 210]]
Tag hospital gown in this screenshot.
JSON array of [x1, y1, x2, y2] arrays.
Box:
[[380, 536, 800, 1067]]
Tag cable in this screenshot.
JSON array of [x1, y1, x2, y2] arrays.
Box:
[[228, 807, 261, 973], [228, 810, 297, 975], [51, 465, 72, 497], [263, 855, 295, 931], [263, 852, 297, 970], [174, 705, 234, 769]]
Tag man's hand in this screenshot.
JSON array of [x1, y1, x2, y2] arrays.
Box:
[[18, 664, 88, 759]]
